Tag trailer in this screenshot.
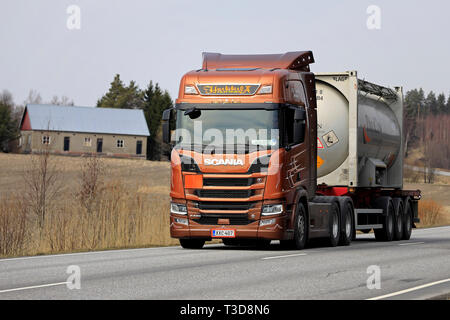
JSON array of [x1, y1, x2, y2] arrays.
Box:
[[163, 51, 421, 249]]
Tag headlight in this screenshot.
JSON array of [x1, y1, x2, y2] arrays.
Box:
[[261, 204, 283, 216], [171, 203, 187, 215]]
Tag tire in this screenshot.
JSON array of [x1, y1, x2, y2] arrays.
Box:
[[402, 199, 413, 240], [339, 201, 353, 246], [328, 203, 340, 247], [293, 202, 308, 250], [179, 239, 205, 249], [392, 198, 404, 241], [374, 197, 394, 242]]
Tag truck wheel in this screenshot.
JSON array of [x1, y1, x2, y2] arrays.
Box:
[[293, 203, 308, 250], [374, 197, 394, 242], [179, 239, 205, 249], [392, 198, 404, 240], [339, 201, 353, 246], [402, 200, 413, 240], [328, 203, 340, 247]]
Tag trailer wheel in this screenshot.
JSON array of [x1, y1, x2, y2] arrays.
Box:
[[339, 201, 353, 246], [293, 203, 308, 250], [327, 203, 340, 247], [392, 198, 404, 240], [402, 199, 413, 240], [179, 239, 205, 249], [374, 197, 394, 242]]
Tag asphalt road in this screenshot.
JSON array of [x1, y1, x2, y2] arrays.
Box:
[[0, 226, 449, 300]]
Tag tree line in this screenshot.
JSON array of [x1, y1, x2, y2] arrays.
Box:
[[0, 75, 173, 160], [96, 75, 173, 160], [404, 88, 450, 175]]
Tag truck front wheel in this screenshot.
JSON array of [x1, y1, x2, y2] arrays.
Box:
[[179, 239, 205, 249], [293, 203, 308, 250]]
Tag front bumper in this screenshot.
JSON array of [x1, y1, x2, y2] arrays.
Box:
[[170, 214, 288, 240]]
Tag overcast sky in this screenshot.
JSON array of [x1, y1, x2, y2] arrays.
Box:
[[1, 0, 449, 106]]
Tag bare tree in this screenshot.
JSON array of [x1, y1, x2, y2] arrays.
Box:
[[24, 89, 42, 105], [23, 131, 62, 234], [77, 154, 105, 214]]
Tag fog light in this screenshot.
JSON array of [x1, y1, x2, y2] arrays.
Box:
[[261, 204, 283, 216], [174, 217, 188, 225], [260, 218, 276, 226]]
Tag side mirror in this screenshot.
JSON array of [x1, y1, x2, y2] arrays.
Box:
[[162, 109, 172, 144], [293, 108, 306, 144]]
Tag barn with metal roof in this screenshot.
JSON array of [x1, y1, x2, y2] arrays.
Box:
[[18, 104, 150, 159]]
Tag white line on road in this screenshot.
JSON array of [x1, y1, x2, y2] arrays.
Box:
[[366, 278, 450, 300], [0, 282, 70, 294], [262, 253, 307, 260], [398, 242, 425, 246]]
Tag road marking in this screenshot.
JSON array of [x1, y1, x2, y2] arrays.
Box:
[[366, 278, 450, 300], [398, 241, 425, 246], [0, 246, 178, 263], [262, 253, 307, 260], [0, 282, 70, 294]]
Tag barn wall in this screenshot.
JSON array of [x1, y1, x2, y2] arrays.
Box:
[[19, 131, 148, 159]]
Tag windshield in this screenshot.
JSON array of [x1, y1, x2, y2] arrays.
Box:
[[175, 108, 279, 153]]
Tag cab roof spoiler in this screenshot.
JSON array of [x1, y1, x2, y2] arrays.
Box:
[[202, 51, 314, 72]]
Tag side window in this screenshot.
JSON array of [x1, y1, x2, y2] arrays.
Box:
[[117, 139, 124, 148], [284, 108, 295, 145]]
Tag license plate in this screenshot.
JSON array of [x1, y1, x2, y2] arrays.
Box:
[[211, 229, 236, 238]]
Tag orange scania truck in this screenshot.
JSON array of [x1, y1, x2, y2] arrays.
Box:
[[162, 51, 421, 249]]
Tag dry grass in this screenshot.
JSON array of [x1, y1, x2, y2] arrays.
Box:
[[0, 153, 177, 258], [1, 153, 449, 258], [417, 200, 447, 228]]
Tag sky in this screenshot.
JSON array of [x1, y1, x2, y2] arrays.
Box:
[[1, 0, 449, 106]]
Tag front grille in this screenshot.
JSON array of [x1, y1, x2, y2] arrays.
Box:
[[203, 178, 254, 187], [196, 213, 252, 225], [196, 189, 254, 198], [198, 201, 254, 211]]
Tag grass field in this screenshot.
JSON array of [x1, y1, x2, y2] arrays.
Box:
[[0, 153, 177, 257], [0, 153, 449, 258]]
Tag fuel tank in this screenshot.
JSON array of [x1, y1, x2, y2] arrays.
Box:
[[315, 72, 403, 188]]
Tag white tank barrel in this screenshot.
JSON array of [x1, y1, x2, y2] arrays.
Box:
[[315, 72, 403, 188]]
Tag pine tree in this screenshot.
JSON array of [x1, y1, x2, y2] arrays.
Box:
[[405, 88, 425, 118], [142, 81, 173, 160], [97, 74, 144, 109], [436, 93, 446, 114], [425, 91, 438, 115], [0, 90, 19, 151]]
